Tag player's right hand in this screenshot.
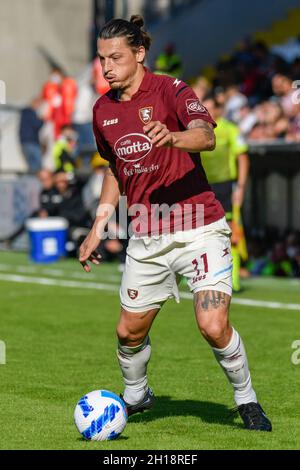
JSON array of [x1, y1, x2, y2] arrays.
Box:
[[79, 230, 102, 273]]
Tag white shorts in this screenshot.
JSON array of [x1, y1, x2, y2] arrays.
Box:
[[120, 217, 232, 312]]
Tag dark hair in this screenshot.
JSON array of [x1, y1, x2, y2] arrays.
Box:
[[98, 14, 151, 51]]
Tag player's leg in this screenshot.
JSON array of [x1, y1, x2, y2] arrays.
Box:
[[116, 307, 159, 411], [193, 289, 257, 404], [194, 288, 271, 431], [117, 236, 177, 413], [171, 217, 271, 430]]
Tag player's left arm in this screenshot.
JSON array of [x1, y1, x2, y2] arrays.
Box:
[[143, 118, 215, 152]]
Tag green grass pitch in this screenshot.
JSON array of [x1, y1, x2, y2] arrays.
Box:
[[0, 251, 300, 450]]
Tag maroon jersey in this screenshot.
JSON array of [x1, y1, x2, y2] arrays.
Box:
[[93, 69, 224, 235]]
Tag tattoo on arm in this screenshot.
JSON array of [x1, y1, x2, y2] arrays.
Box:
[[187, 119, 213, 133], [194, 290, 231, 311], [187, 119, 215, 148]]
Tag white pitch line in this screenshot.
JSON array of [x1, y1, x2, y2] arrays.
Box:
[[0, 263, 121, 283], [0, 273, 118, 293], [0, 272, 300, 311], [179, 292, 300, 311]]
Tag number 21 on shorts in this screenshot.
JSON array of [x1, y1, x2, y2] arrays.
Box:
[[192, 253, 208, 277]]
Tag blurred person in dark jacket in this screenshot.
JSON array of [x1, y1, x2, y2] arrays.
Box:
[[54, 171, 92, 255], [54, 171, 91, 228], [19, 98, 44, 173]]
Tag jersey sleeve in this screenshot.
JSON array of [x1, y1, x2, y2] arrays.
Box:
[[164, 79, 216, 129]]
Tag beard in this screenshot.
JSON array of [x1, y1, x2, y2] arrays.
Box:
[[109, 82, 122, 90], [108, 76, 132, 91]]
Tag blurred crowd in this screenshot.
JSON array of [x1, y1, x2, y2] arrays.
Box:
[[191, 38, 300, 142], [19, 58, 111, 175], [247, 231, 300, 278]]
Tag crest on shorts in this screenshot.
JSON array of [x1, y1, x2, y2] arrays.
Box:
[[127, 289, 139, 300], [139, 107, 153, 124]]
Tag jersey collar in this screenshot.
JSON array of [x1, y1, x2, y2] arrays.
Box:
[[138, 67, 152, 92]]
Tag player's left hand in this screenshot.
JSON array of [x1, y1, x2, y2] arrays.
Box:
[[143, 121, 174, 147]]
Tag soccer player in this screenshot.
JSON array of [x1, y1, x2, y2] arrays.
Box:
[[79, 15, 272, 431]]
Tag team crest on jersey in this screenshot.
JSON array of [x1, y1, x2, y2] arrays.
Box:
[[186, 99, 207, 115], [127, 289, 139, 300], [139, 106, 153, 124]]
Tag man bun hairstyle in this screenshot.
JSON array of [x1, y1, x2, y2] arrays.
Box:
[[99, 14, 152, 51]]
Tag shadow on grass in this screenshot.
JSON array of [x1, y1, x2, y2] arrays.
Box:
[[76, 436, 129, 442], [128, 396, 243, 429]]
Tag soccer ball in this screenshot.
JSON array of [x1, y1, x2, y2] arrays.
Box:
[[74, 390, 128, 441]]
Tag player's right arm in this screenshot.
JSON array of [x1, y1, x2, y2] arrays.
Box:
[[79, 101, 121, 272], [79, 166, 120, 272]]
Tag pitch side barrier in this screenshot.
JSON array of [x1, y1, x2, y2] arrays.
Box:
[[246, 141, 300, 233]]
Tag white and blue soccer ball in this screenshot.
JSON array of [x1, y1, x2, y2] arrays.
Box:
[[74, 390, 128, 441]]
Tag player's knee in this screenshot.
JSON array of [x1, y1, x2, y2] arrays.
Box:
[[116, 323, 146, 346], [199, 318, 229, 344]]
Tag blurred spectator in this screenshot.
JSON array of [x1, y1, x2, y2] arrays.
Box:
[[261, 242, 293, 277], [271, 73, 294, 117], [154, 43, 182, 78], [192, 77, 211, 101], [54, 171, 92, 254], [286, 106, 300, 142], [0, 169, 59, 245], [234, 103, 257, 136], [92, 58, 110, 96], [19, 98, 44, 173], [73, 77, 97, 153], [82, 153, 108, 218], [54, 172, 90, 228], [53, 125, 78, 173], [39, 120, 56, 171], [224, 85, 248, 122], [248, 100, 289, 141], [42, 66, 77, 138], [214, 86, 227, 107], [37, 169, 61, 218], [232, 37, 254, 67]]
